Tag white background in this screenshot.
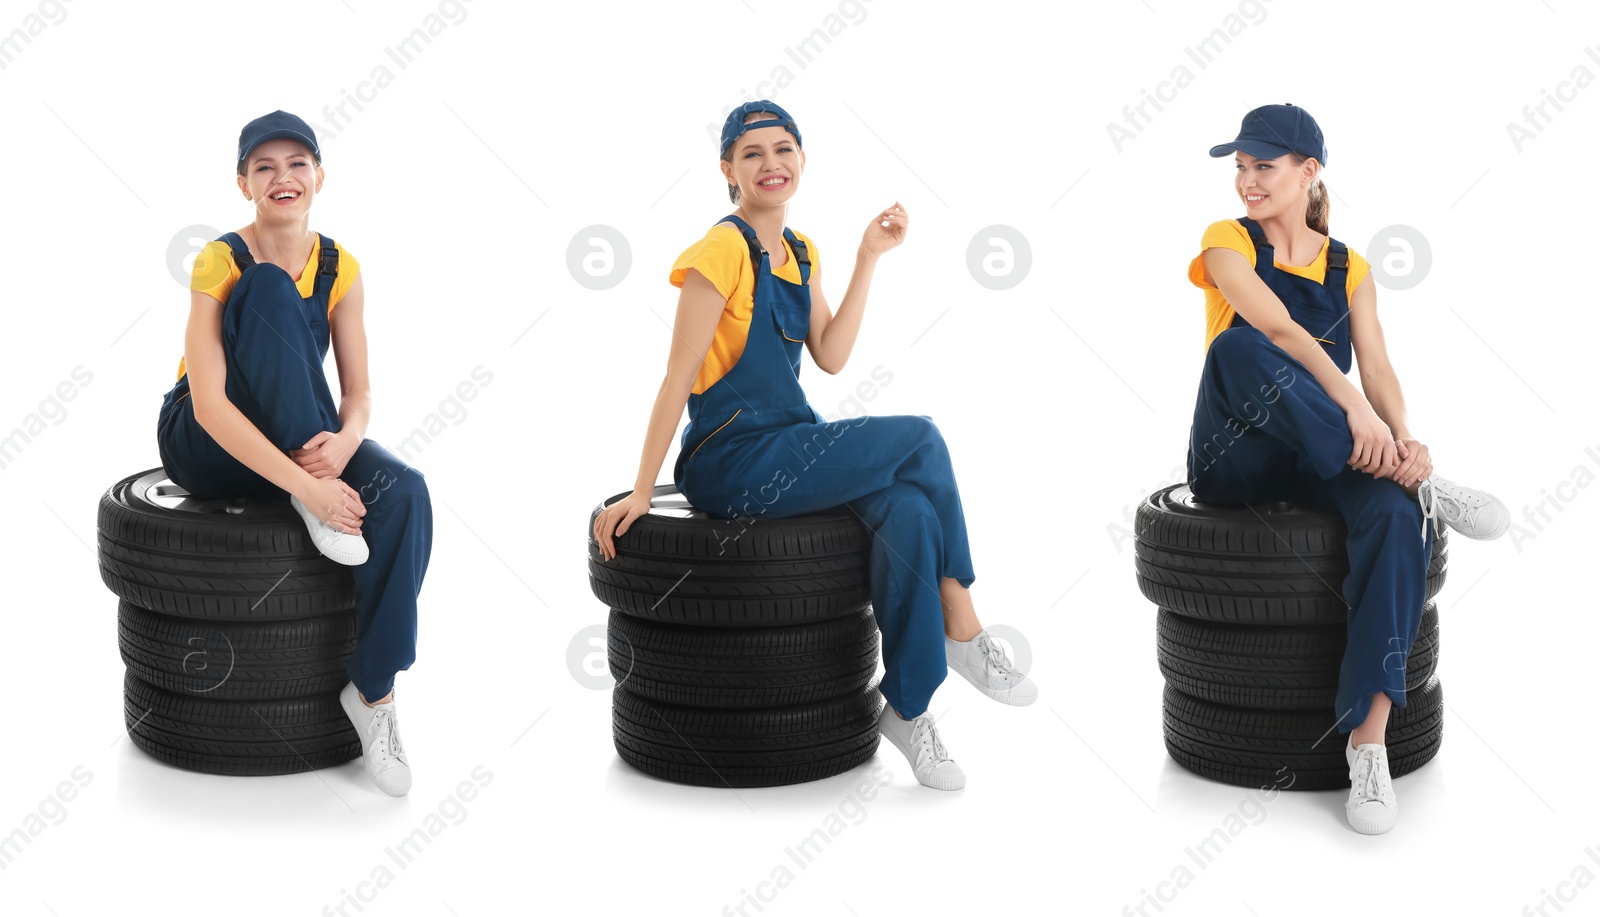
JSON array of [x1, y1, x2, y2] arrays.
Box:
[[2, 0, 1597, 914]]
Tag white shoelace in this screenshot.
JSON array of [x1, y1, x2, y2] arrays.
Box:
[[1417, 476, 1492, 541], [975, 633, 1023, 685], [1349, 747, 1389, 807], [1416, 479, 1439, 542], [368, 704, 407, 766], [909, 715, 952, 771]]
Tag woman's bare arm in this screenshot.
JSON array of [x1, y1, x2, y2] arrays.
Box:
[[1345, 274, 1414, 440], [804, 247, 878, 375], [805, 205, 907, 374], [328, 273, 372, 442], [184, 289, 317, 499], [627, 267, 726, 496]]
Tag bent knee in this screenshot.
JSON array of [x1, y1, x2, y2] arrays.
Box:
[[879, 484, 939, 521], [1207, 326, 1272, 364], [231, 266, 300, 308], [392, 467, 430, 503], [891, 414, 945, 448], [359, 465, 429, 508]]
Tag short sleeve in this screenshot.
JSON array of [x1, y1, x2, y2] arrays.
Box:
[[1344, 248, 1372, 299], [1187, 220, 1254, 290], [670, 224, 745, 299], [190, 240, 239, 303], [330, 242, 360, 310]]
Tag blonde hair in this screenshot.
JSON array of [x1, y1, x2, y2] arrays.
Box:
[[1287, 152, 1329, 235]]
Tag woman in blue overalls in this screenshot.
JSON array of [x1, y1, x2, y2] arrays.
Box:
[[1187, 103, 1510, 834], [155, 111, 431, 797], [593, 101, 1038, 791]]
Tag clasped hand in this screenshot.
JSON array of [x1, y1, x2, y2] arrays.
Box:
[[1347, 407, 1431, 487], [292, 430, 356, 479]]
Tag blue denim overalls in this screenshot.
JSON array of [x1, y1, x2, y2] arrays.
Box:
[[1186, 216, 1435, 734], [674, 214, 976, 719], [156, 232, 432, 701]]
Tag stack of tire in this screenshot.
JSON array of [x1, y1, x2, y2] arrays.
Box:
[[588, 485, 882, 788], [97, 468, 361, 776], [1135, 483, 1449, 790]]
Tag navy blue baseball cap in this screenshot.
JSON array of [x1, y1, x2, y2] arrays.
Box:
[[1209, 103, 1327, 167], [719, 100, 802, 157], [237, 110, 321, 166]]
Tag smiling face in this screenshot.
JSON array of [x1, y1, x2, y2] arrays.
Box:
[[721, 114, 804, 206], [237, 138, 322, 220], [1234, 150, 1316, 219]]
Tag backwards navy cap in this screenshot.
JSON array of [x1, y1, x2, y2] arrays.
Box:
[[720, 100, 802, 157], [1209, 102, 1327, 167], [238, 110, 321, 166]]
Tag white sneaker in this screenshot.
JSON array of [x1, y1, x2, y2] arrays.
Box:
[[1416, 473, 1509, 542], [945, 629, 1038, 706], [340, 681, 411, 796], [878, 704, 965, 790], [1345, 738, 1398, 835], [289, 494, 369, 565]]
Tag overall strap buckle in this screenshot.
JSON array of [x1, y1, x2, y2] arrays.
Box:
[[317, 234, 339, 277], [313, 233, 339, 299], [1237, 216, 1275, 272], [783, 227, 811, 285], [1323, 238, 1350, 311], [1325, 240, 1349, 274], [719, 213, 767, 272], [221, 232, 256, 270]]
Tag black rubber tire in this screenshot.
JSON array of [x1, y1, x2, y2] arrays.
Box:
[[98, 468, 355, 622], [1162, 674, 1443, 791], [1135, 483, 1448, 626], [608, 607, 879, 709], [1156, 601, 1440, 710], [612, 678, 883, 787], [588, 486, 870, 628], [123, 671, 359, 776], [118, 599, 356, 701]]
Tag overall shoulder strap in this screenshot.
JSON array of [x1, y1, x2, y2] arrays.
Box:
[[314, 234, 339, 298], [1325, 238, 1349, 274], [783, 228, 811, 285], [1235, 217, 1278, 280], [1236, 216, 1273, 262], [718, 214, 765, 271], [220, 232, 255, 270], [1324, 238, 1350, 303]]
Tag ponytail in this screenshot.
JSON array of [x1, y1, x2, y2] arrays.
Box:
[[1306, 177, 1329, 236], [1289, 152, 1329, 235]]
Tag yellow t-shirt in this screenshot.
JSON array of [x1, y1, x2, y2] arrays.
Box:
[[1187, 219, 1371, 353], [175, 236, 360, 381], [668, 223, 819, 395]]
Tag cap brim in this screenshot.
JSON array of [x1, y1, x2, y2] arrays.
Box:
[[239, 129, 318, 163], [1209, 140, 1292, 160], [721, 121, 799, 156]]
